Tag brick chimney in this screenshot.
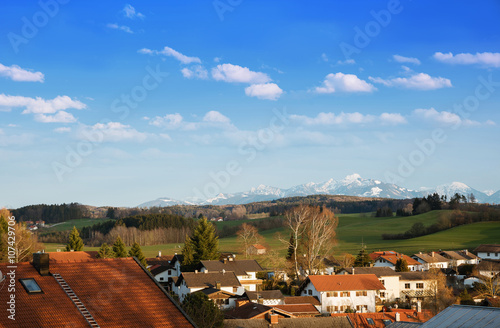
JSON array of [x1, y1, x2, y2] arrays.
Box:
[[268, 313, 279, 325], [216, 281, 221, 290], [395, 312, 400, 322], [33, 252, 50, 276], [431, 252, 435, 257], [223, 258, 227, 264]]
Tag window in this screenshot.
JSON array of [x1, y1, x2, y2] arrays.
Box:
[[416, 283, 424, 289], [487, 253, 490, 257], [380, 292, 386, 298], [366, 318, 375, 325], [20, 278, 42, 294], [159, 277, 164, 281], [233, 287, 238, 293], [326, 306, 334, 313], [356, 305, 368, 312], [405, 283, 410, 289], [341, 291, 349, 297], [327, 291, 337, 297], [308, 289, 312, 295], [168, 270, 171, 275], [380, 279, 385, 285], [383, 319, 392, 326], [356, 291, 367, 296]]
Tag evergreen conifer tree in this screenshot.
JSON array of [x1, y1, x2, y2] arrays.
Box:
[[112, 236, 127, 257], [129, 242, 147, 267], [97, 243, 114, 259], [66, 226, 84, 251]]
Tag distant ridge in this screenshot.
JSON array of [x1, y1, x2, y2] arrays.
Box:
[[138, 174, 499, 207]]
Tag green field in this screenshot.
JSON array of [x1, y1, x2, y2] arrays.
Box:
[[40, 218, 112, 232], [41, 210, 500, 260]]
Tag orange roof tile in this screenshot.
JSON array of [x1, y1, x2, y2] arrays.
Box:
[[331, 310, 434, 327], [284, 296, 321, 305], [251, 244, 266, 250], [376, 254, 421, 266], [306, 274, 385, 292], [0, 256, 195, 328], [272, 304, 320, 315], [48, 251, 98, 262]]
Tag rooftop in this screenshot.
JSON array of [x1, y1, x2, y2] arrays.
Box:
[[224, 317, 353, 328], [284, 296, 321, 306], [272, 304, 320, 316], [413, 252, 450, 264], [177, 271, 241, 288], [420, 304, 500, 327], [342, 267, 401, 277], [473, 244, 500, 253], [245, 289, 284, 301], [0, 255, 195, 328], [305, 274, 385, 292], [376, 253, 421, 266], [200, 258, 263, 276]]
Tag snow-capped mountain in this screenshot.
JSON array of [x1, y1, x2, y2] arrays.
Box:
[[137, 174, 499, 208]]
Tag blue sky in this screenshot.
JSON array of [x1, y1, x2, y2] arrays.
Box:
[[1, 0, 499, 208]]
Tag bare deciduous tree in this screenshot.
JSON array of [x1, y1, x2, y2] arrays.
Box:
[[236, 223, 263, 258]]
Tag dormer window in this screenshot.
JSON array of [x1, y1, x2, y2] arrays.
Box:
[[20, 278, 43, 294]]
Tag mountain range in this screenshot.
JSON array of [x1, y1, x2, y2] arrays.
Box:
[[138, 174, 500, 207]]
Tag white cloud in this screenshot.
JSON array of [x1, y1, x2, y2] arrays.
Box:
[[203, 111, 231, 124], [380, 113, 407, 125], [181, 65, 208, 79], [314, 72, 375, 93], [54, 127, 71, 133], [35, 111, 76, 123], [412, 108, 482, 126], [211, 63, 271, 83], [290, 112, 407, 126], [138, 46, 201, 64], [79, 122, 148, 142], [149, 113, 186, 129], [485, 120, 496, 126], [290, 112, 375, 125], [393, 55, 421, 65], [0, 63, 44, 82], [123, 4, 145, 19], [321, 53, 328, 62], [0, 132, 35, 147], [214, 57, 221, 63], [107, 23, 133, 34], [369, 73, 452, 90], [245, 83, 283, 100], [337, 59, 356, 65], [0, 94, 86, 122], [433, 52, 500, 68]]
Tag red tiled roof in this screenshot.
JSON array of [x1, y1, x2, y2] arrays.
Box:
[[0, 257, 195, 328], [376, 253, 421, 266], [48, 251, 98, 262], [369, 251, 399, 261], [272, 304, 320, 315], [331, 310, 433, 327], [284, 296, 321, 305], [251, 244, 266, 250], [307, 274, 385, 292]]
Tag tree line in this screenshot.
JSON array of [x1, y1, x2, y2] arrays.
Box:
[[12, 203, 85, 223]]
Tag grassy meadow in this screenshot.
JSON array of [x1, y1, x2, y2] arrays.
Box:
[[41, 210, 500, 260]]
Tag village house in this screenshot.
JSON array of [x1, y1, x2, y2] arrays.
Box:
[[371, 251, 422, 271], [398, 272, 435, 303], [439, 250, 480, 266], [198, 255, 264, 291], [0, 252, 196, 327], [247, 244, 267, 255], [174, 270, 245, 303], [244, 290, 285, 305], [146, 252, 176, 284], [299, 274, 385, 314], [412, 252, 450, 270], [474, 244, 500, 260], [340, 267, 401, 302]]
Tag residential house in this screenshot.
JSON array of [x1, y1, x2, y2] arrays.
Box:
[[175, 270, 245, 302], [412, 252, 450, 270], [284, 296, 322, 313], [439, 250, 480, 266], [247, 244, 267, 255], [299, 274, 385, 314], [372, 251, 422, 271], [147, 253, 176, 284], [199, 255, 264, 291], [194, 287, 237, 310], [245, 290, 285, 305], [398, 272, 435, 303], [474, 244, 500, 260], [224, 302, 295, 320], [340, 267, 401, 302], [0, 252, 195, 327], [476, 259, 500, 278], [171, 254, 185, 276]]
